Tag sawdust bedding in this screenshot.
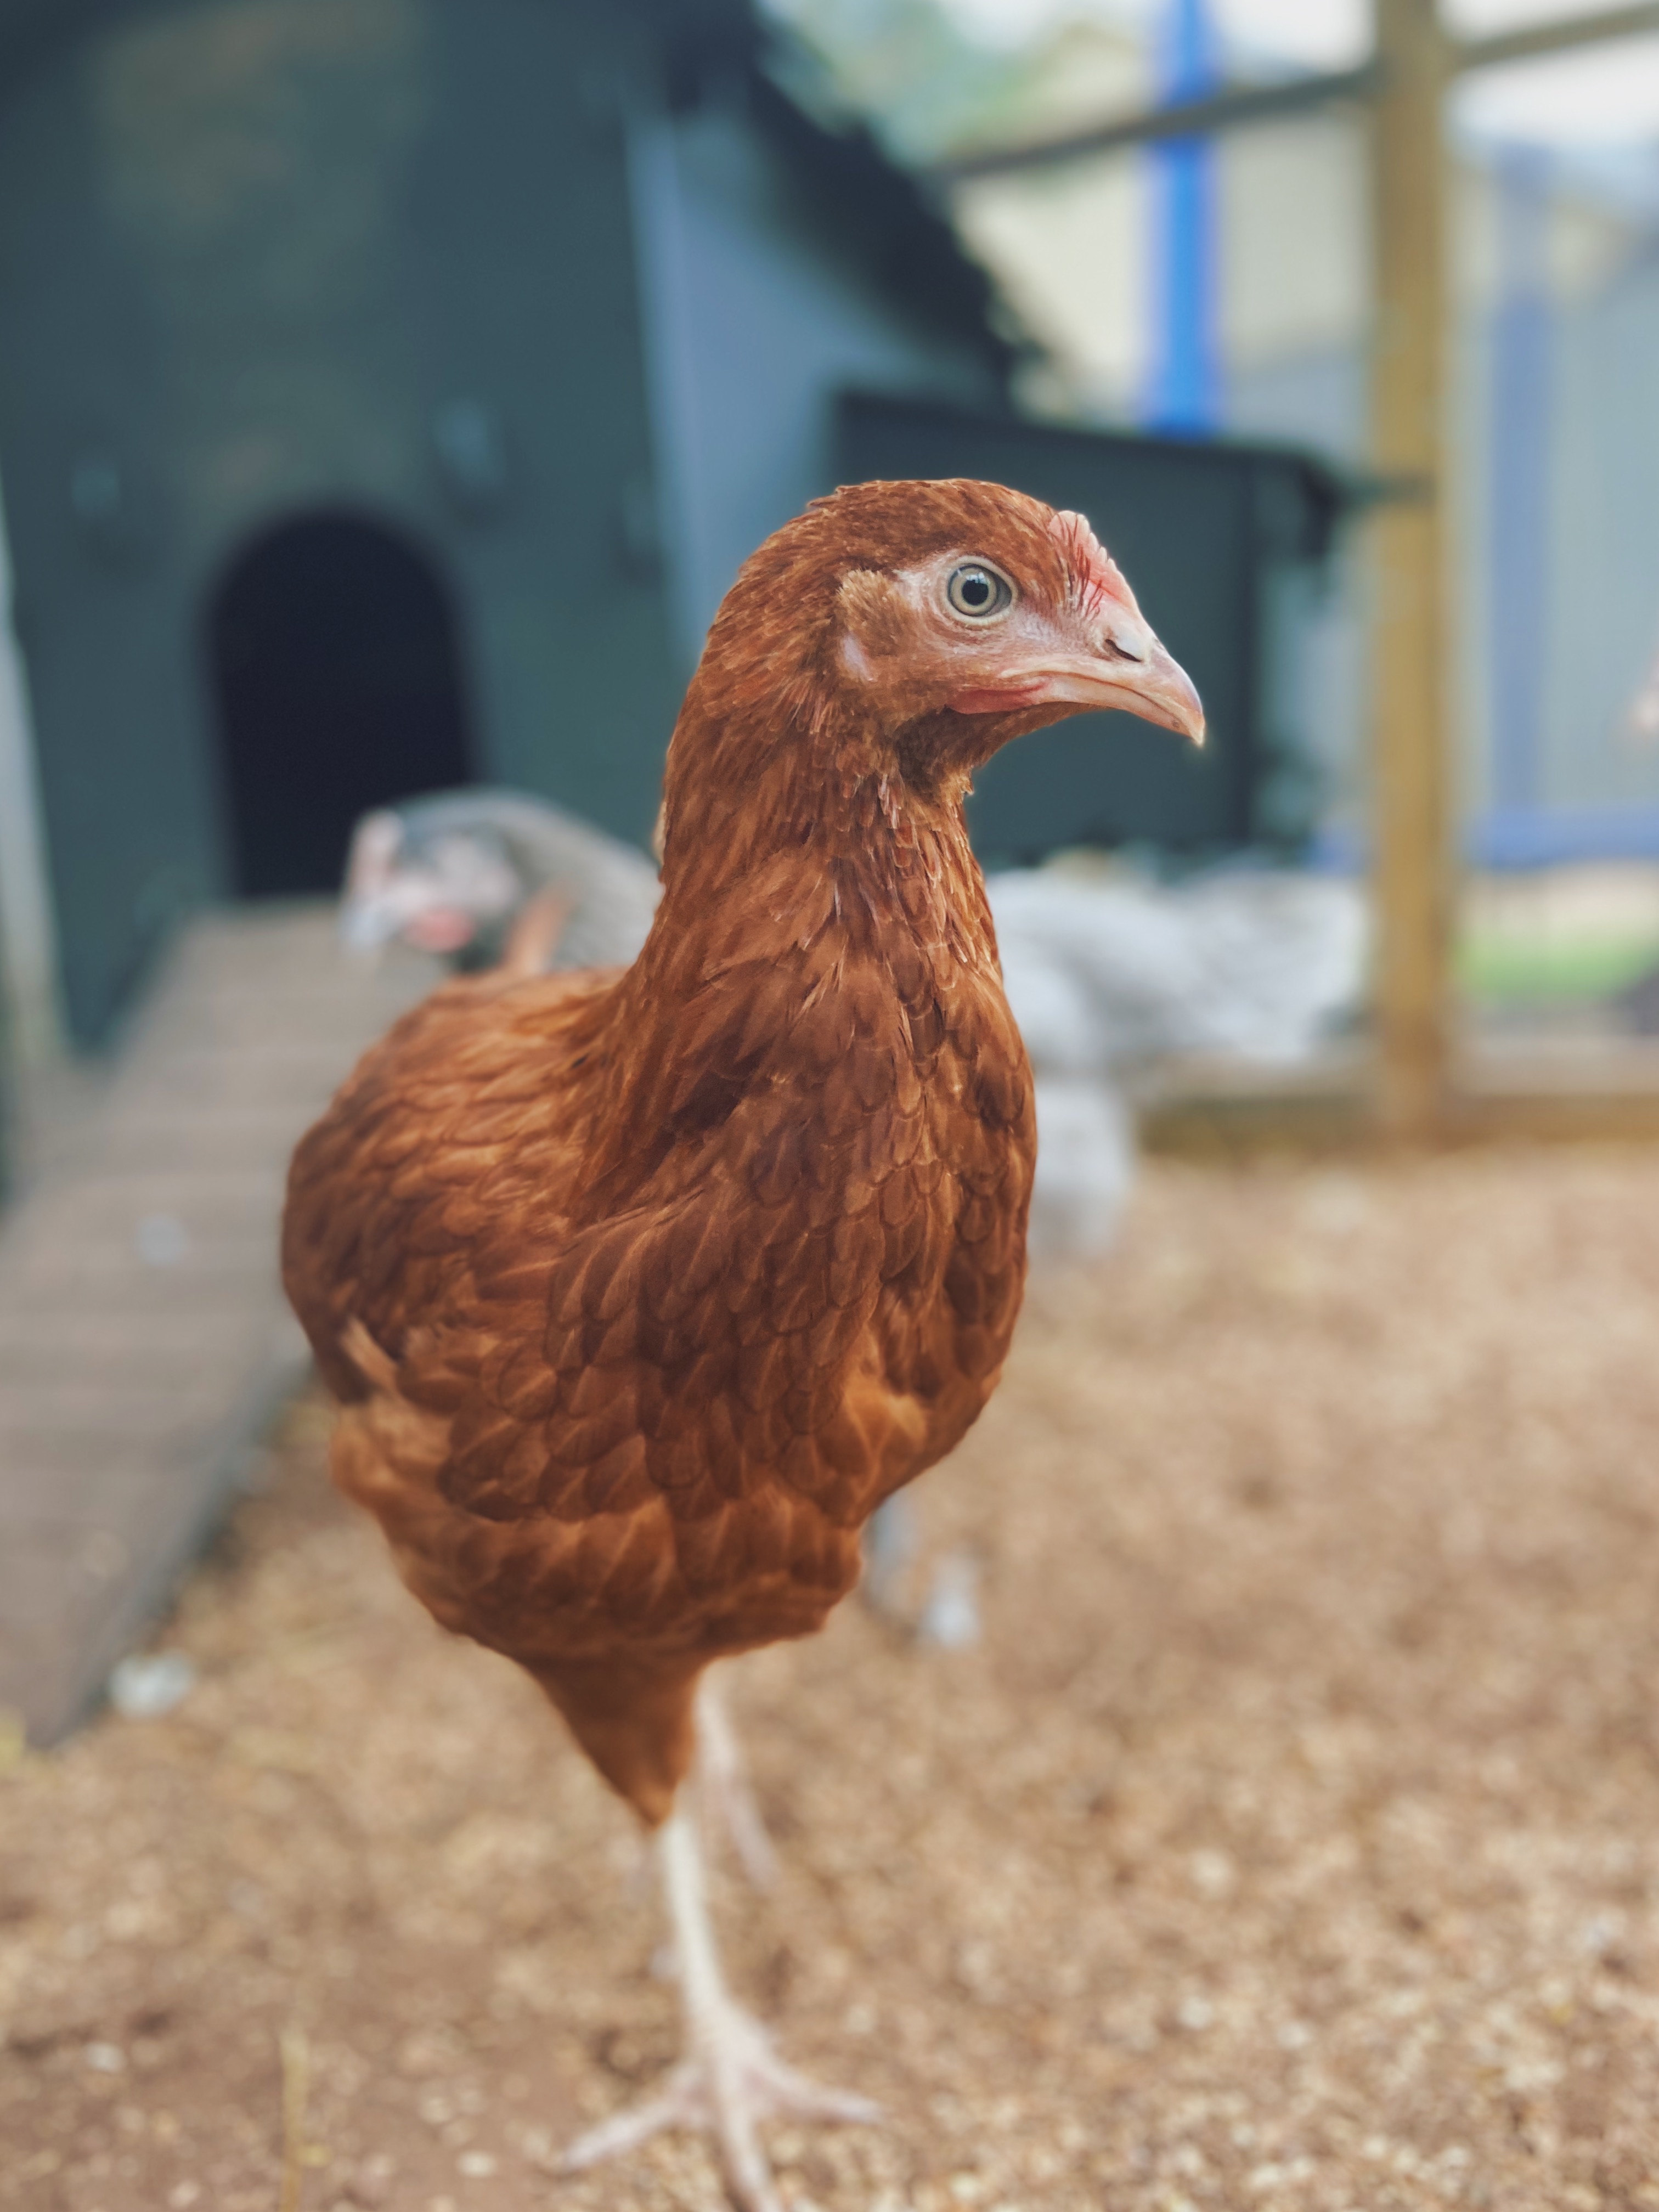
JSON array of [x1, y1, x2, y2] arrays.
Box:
[[6, 1147, 1659, 2212]]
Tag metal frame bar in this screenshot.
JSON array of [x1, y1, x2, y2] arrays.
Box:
[[932, 4, 1659, 181], [1459, 3, 1659, 72], [934, 67, 1379, 183]]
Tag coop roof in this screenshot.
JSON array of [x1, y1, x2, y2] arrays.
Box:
[[0, 0, 1021, 387], [629, 0, 1024, 388]]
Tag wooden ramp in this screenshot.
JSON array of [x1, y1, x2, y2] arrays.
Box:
[[0, 905, 432, 1745]]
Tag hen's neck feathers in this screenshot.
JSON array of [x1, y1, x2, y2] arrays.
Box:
[[574, 648, 1005, 1213], [651, 644, 994, 986]]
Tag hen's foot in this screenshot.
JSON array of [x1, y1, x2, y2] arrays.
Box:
[[560, 1994, 879, 2210], [859, 1492, 916, 1623], [565, 1802, 878, 2212]]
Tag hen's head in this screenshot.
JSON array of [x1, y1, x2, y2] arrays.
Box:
[[684, 478, 1204, 819]]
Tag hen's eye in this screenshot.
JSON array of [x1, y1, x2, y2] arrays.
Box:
[[946, 562, 1013, 619]]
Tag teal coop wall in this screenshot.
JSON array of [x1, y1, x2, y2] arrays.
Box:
[[0, 0, 1010, 1041]]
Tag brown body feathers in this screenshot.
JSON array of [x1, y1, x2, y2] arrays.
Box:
[[284, 479, 1201, 1820]]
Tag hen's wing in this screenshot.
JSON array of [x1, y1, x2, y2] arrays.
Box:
[[283, 962, 619, 1399]]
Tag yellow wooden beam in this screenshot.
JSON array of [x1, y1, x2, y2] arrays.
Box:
[[1368, 0, 1453, 1141], [1141, 1058, 1659, 1158]]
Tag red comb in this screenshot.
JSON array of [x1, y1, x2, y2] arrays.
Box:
[[1047, 509, 1129, 624]]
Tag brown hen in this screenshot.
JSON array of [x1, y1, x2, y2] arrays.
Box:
[[282, 477, 1203, 2209]]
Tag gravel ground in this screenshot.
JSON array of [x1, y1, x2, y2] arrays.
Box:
[[6, 1148, 1659, 2212]]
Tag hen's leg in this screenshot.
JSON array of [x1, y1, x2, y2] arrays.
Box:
[[695, 1669, 778, 1891], [859, 1493, 916, 1621], [561, 1803, 879, 2212], [861, 1496, 984, 1648]]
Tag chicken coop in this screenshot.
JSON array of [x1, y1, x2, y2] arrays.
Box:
[[0, 0, 1013, 1047]]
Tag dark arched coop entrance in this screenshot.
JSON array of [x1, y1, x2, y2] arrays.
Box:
[[208, 512, 473, 896]]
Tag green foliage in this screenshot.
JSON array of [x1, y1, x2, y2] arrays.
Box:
[[1458, 924, 1659, 1004]]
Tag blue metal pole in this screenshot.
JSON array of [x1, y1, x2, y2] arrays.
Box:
[[1144, 0, 1220, 435]]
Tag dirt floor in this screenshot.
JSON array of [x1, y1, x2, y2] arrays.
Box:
[[7, 1148, 1659, 2212]]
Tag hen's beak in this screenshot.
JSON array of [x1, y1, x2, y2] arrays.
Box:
[[1029, 635, 1206, 746], [950, 632, 1206, 746]]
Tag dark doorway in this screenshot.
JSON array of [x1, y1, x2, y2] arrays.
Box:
[[208, 512, 473, 895]]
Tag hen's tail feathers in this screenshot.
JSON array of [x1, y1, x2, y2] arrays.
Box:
[[501, 886, 574, 978], [340, 1316, 400, 1394]]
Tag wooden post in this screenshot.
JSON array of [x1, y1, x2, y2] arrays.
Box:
[[1369, 0, 1453, 1139]]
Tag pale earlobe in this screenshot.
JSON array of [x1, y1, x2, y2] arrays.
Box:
[[839, 633, 875, 682]]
